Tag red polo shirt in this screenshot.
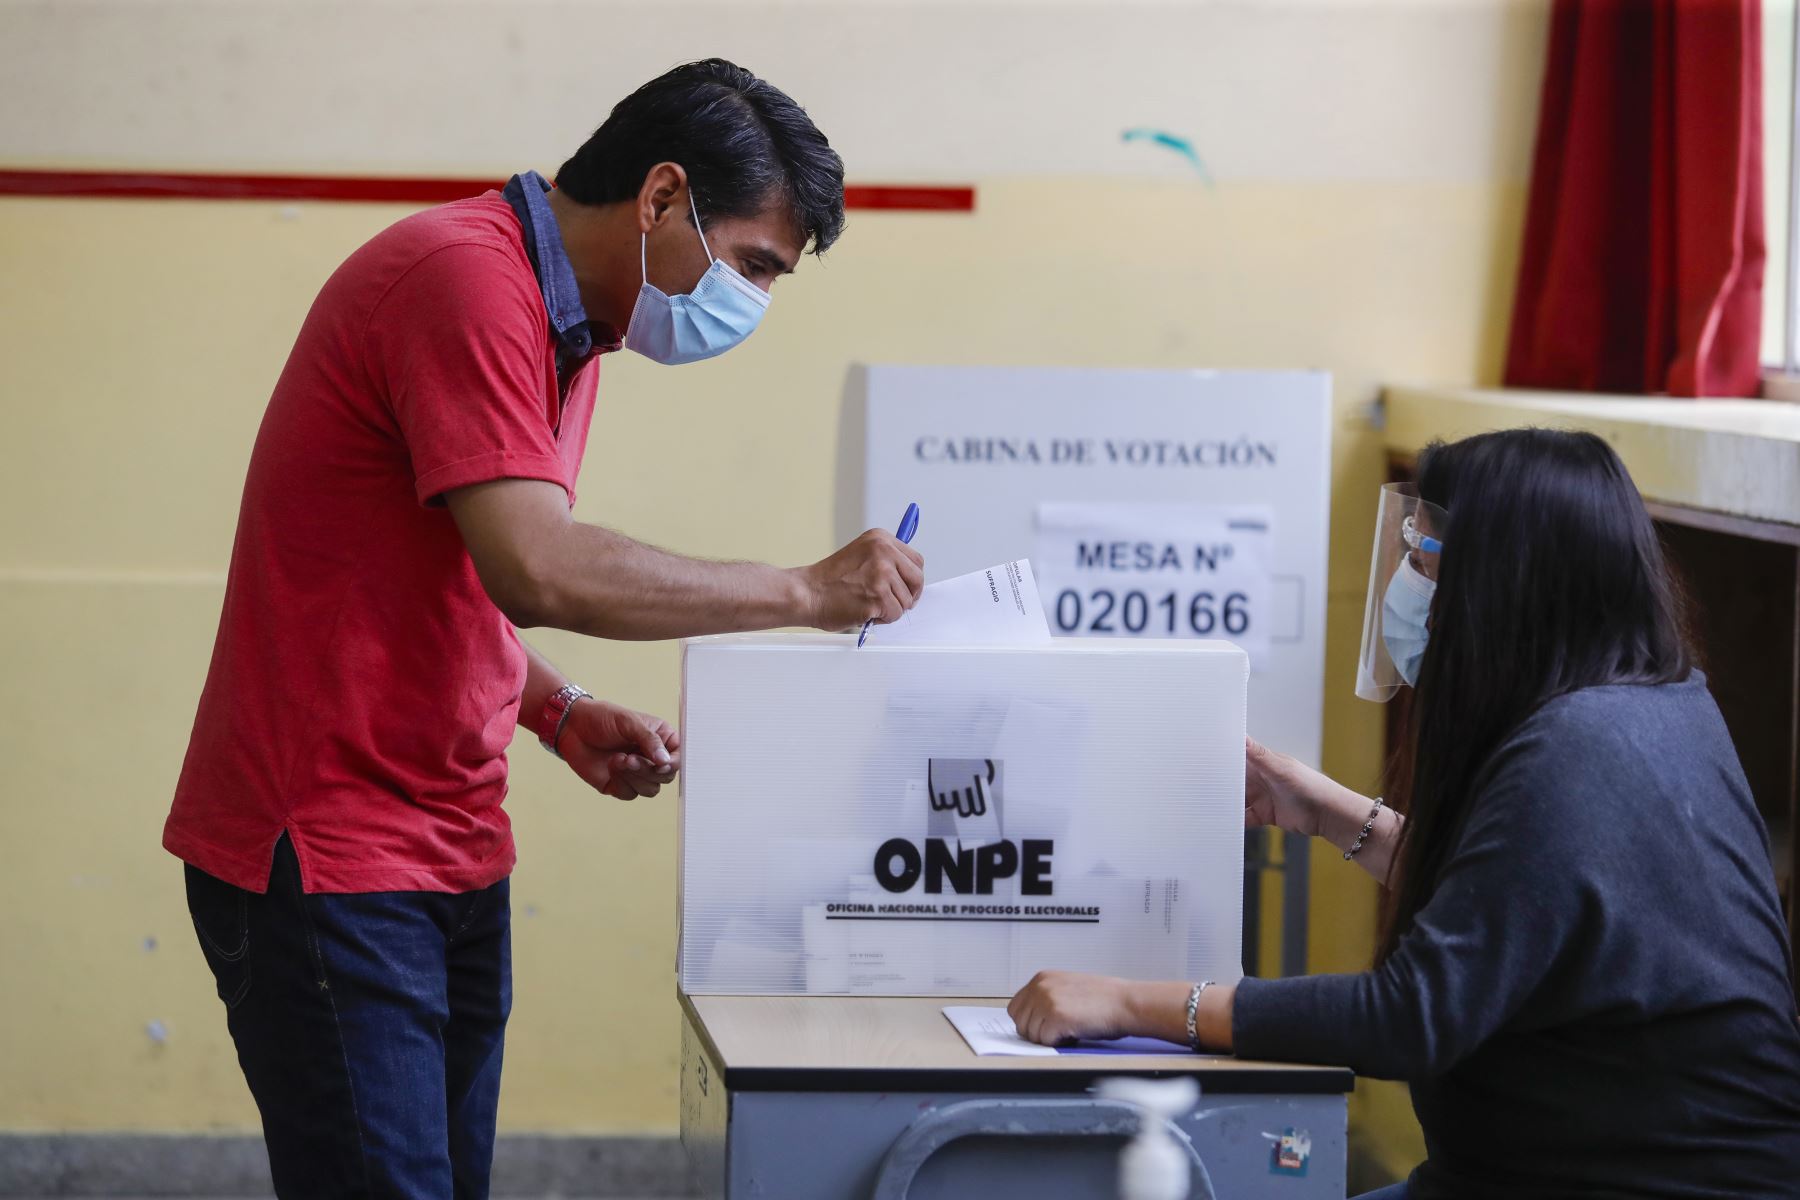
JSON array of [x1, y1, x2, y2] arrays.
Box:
[[165, 192, 608, 893]]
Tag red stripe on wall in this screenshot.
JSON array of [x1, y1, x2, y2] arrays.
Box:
[[0, 169, 975, 212], [842, 184, 974, 211]]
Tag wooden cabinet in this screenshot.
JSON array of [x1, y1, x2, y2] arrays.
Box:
[[1649, 504, 1797, 956]]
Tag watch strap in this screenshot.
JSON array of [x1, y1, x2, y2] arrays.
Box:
[[538, 683, 592, 759]]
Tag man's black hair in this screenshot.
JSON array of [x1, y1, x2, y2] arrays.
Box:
[[556, 58, 845, 255]]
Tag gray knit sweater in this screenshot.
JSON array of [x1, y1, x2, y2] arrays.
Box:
[[1235, 676, 1800, 1198]]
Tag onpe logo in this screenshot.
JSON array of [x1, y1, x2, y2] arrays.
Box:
[[929, 758, 996, 819], [877, 757, 1052, 896]]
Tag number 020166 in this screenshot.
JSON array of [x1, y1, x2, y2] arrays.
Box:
[[1052, 588, 1251, 637]]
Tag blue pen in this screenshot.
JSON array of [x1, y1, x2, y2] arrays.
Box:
[[857, 502, 920, 648]]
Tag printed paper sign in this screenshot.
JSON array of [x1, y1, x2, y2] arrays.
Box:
[[1034, 503, 1274, 666]]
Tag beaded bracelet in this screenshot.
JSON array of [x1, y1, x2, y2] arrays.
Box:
[[1185, 980, 1214, 1049], [1343, 797, 1385, 861]]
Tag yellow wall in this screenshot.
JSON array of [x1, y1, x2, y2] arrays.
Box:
[[0, 0, 1548, 1179]]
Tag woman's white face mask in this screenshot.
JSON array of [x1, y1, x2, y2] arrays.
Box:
[[1355, 484, 1448, 702], [1381, 555, 1436, 687]]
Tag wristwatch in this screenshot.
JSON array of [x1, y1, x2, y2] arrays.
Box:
[[537, 683, 592, 759]]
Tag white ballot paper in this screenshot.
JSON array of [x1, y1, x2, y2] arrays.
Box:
[[944, 1005, 1218, 1058], [942, 1005, 1059, 1056], [865, 560, 1052, 648]]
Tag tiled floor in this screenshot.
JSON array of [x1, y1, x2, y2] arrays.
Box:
[[0, 1133, 700, 1198]]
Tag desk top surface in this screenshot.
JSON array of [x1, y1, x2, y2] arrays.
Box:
[[682, 994, 1353, 1095]]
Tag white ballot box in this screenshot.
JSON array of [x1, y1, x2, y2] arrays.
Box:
[[677, 634, 1247, 995]]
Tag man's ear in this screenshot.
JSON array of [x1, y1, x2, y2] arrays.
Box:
[[635, 162, 689, 235]]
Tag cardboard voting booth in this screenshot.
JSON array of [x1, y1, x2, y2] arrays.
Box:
[[677, 634, 1247, 996]]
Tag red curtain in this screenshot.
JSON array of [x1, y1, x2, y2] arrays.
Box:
[[1505, 0, 1764, 397]]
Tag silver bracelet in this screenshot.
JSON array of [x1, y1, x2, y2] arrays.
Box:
[[1185, 980, 1213, 1049], [1343, 796, 1385, 860]]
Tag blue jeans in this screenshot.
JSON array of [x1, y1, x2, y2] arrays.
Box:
[[185, 834, 511, 1199]]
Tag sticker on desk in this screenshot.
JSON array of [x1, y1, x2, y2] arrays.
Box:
[[1266, 1126, 1311, 1177], [1035, 502, 1273, 666]]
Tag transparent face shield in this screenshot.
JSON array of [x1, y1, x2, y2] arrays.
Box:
[[1355, 483, 1449, 702]]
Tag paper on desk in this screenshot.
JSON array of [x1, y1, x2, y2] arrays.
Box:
[[944, 1005, 1220, 1058], [864, 560, 1052, 648], [942, 1005, 1059, 1056]]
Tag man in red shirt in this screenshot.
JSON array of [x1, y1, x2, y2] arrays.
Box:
[[167, 59, 921, 1199]]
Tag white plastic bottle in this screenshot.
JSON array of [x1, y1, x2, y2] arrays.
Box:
[[1097, 1076, 1200, 1200]]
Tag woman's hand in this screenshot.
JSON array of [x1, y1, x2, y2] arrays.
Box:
[[1247, 738, 1400, 879], [1245, 737, 1332, 836], [1008, 973, 1235, 1050], [1007, 971, 1138, 1044]]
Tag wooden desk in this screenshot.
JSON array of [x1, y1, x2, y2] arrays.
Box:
[[679, 994, 1352, 1199]]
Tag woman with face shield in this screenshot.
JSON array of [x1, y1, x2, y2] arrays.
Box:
[[1008, 429, 1800, 1199]]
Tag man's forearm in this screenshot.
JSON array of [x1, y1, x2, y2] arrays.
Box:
[[526, 522, 812, 640], [519, 641, 572, 733], [447, 478, 917, 640]]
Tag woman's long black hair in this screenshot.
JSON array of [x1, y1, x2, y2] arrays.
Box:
[[1376, 428, 1691, 963]]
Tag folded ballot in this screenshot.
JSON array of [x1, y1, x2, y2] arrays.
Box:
[[677, 634, 1248, 996], [863, 559, 1052, 648]]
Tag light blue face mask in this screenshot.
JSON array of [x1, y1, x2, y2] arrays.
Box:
[[1381, 555, 1436, 687], [624, 192, 771, 365], [1358, 489, 1447, 702]]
